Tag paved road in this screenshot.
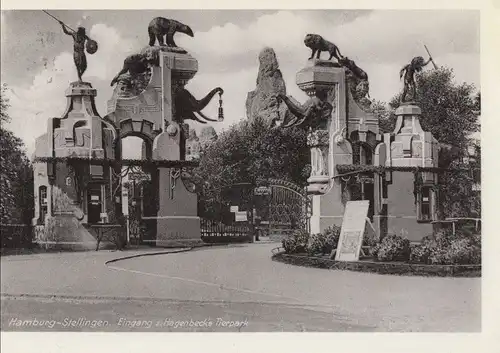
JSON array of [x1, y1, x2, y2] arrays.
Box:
[[0, 243, 480, 332]]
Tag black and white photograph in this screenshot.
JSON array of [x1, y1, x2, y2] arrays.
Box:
[[0, 1, 497, 352]]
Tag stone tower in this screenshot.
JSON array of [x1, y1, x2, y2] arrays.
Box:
[[32, 81, 116, 248]]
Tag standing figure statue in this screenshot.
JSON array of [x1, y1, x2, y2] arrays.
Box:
[[60, 22, 90, 81], [400, 56, 432, 103]]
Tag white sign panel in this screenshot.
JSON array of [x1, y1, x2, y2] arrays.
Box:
[[230, 206, 239, 212], [235, 211, 247, 222], [335, 200, 369, 262]]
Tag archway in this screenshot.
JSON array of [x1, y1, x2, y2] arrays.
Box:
[[119, 134, 157, 245], [349, 136, 377, 220]]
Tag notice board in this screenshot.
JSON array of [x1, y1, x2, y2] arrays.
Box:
[[335, 200, 369, 262], [235, 211, 248, 222]]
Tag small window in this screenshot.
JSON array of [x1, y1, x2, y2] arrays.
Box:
[[417, 185, 433, 222], [39, 186, 48, 223]]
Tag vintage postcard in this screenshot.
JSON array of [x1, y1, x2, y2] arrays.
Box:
[[1, 1, 497, 352]]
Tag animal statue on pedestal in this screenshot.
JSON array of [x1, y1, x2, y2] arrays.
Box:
[[304, 34, 344, 62], [148, 17, 194, 47], [339, 57, 368, 82], [276, 92, 332, 130], [175, 87, 224, 124], [339, 56, 371, 105], [110, 53, 150, 87], [400, 55, 432, 103]]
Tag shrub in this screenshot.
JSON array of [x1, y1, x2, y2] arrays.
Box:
[[307, 225, 341, 256], [362, 227, 379, 247], [40, 216, 79, 250], [282, 229, 309, 254], [410, 229, 481, 265], [444, 238, 480, 264], [371, 234, 411, 262]]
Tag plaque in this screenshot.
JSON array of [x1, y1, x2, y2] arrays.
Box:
[[254, 186, 272, 196]]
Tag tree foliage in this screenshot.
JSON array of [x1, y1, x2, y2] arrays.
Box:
[[368, 100, 395, 134], [0, 83, 34, 224], [192, 117, 310, 196]]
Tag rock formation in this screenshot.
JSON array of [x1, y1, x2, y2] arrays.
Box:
[[185, 126, 217, 160], [246, 47, 294, 127], [199, 126, 218, 147], [185, 126, 200, 161]]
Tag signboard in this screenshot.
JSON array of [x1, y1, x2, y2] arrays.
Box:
[[230, 205, 239, 212], [335, 200, 370, 262], [254, 186, 272, 196], [235, 211, 248, 222], [357, 176, 374, 184]]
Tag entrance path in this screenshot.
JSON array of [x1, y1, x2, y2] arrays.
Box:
[[1, 243, 480, 332]]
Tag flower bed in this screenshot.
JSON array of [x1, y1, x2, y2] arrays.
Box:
[[277, 227, 481, 277], [272, 252, 481, 277]]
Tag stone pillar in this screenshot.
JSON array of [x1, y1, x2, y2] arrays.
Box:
[[31, 81, 115, 250], [153, 51, 202, 247], [384, 102, 440, 241], [294, 61, 352, 234]]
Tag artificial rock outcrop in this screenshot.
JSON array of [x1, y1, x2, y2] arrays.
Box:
[[246, 47, 295, 126]]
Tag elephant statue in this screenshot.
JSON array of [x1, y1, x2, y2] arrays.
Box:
[[175, 87, 224, 124]]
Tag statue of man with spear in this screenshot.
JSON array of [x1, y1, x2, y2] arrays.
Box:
[[399, 45, 437, 103], [43, 10, 98, 82]]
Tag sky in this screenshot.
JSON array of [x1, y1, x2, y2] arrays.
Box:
[[1, 9, 480, 158]]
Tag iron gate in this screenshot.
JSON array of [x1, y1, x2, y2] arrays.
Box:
[[198, 183, 253, 243], [266, 179, 311, 240], [126, 169, 157, 245]]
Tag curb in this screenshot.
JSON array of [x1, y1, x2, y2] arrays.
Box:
[[272, 252, 481, 277]]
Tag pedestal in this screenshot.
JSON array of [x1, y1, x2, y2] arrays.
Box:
[[309, 178, 345, 234], [383, 102, 440, 241], [155, 167, 202, 247]]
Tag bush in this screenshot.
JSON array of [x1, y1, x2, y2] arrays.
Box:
[[409, 242, 432, 264], [371, 234, 411, 262], [282, 229, 309, 254], [41, 216, 80, 250], [307, 225, 341, 256], [410, 229, 481, 265], [362, 227, 379, 247]]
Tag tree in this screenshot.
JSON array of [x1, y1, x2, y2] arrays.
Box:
[[0, 83, 34, 224], [193, 117, 309, 190], [192, 117, 310, 218], [368, 100, 395, 134]]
